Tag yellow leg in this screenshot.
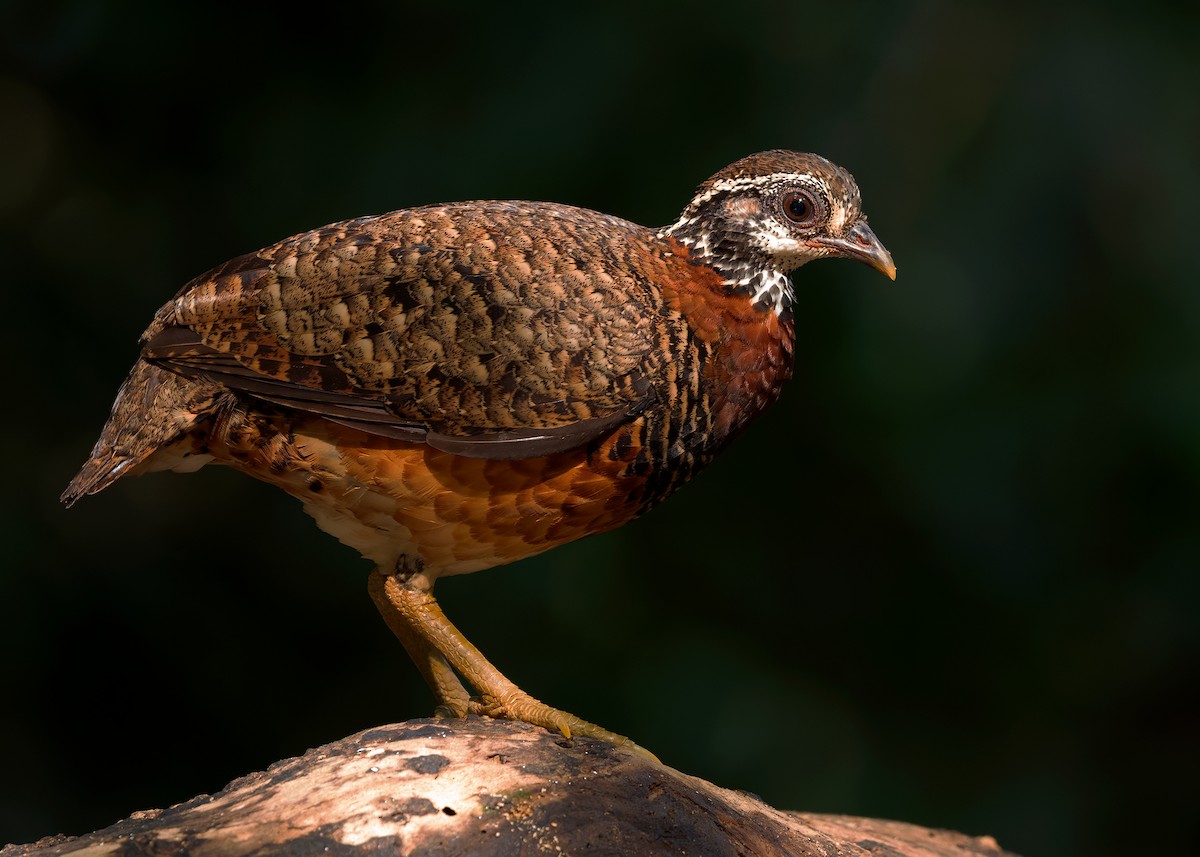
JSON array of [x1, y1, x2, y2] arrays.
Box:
[[369, 570, 471, 716], [369, 565, 657, 761]]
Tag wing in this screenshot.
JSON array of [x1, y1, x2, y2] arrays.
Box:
[[142, 201, 667, 459]]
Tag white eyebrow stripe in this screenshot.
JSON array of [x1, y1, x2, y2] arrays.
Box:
[[664, 172, 837, 237], [688, 173, 832, 207]]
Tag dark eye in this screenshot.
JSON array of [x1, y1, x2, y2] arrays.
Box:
[[782, 190, 817, 225]]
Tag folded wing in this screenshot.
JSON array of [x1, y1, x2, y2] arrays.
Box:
[[142, 201, 666, 459]]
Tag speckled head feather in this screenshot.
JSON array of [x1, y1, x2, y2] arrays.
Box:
[[704, 150, 858, 192], [679, 150, 864, 229], [660, 150, 879, 318]]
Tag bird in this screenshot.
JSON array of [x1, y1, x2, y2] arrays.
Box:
[[62, 150, 895, 758]]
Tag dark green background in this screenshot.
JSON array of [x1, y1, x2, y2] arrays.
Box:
[[1, 2, 1196, 854]]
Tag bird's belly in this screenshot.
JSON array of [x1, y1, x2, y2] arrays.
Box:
[[230, 417, 647, 578]]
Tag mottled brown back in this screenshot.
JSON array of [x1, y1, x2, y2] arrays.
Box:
[[145, 202, 703, 450], [63, 201, 704, 504]]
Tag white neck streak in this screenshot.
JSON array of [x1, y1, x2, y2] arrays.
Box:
[[657, 221, 796, 320]]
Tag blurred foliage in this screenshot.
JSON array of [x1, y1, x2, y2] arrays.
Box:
[[1, 2, 1196, 855]]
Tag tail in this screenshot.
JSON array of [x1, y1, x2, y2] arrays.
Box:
[[61, 360, 222, 506]]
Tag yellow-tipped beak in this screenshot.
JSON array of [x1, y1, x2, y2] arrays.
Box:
[[812, 221, 897, 281]]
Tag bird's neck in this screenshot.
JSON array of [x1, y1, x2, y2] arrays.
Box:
[[657, 219, 795, 323], [653, 233, 796, 457]]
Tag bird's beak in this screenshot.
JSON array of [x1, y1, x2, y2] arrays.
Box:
[[810, 221, 897, 281]]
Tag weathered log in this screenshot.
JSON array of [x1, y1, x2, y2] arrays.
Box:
[[3, 718, 1015, 856]]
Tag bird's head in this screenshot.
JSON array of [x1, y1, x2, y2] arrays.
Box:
[[662, 150, 896, 316]]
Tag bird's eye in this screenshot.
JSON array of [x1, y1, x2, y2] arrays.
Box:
[[782, 190, 818, 225]]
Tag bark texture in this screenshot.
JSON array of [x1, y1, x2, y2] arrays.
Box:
[[3, 718, 1016, 857]]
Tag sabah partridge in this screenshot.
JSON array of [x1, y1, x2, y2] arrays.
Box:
[[64, 150, 896, 757]]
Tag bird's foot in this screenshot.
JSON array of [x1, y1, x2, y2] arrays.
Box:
[[369, 567, 657, 762], [467, 691, 659, 763]]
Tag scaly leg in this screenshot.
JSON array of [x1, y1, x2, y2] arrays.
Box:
[[368, 569, 471, 716], [369, 565, 656, 761]]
